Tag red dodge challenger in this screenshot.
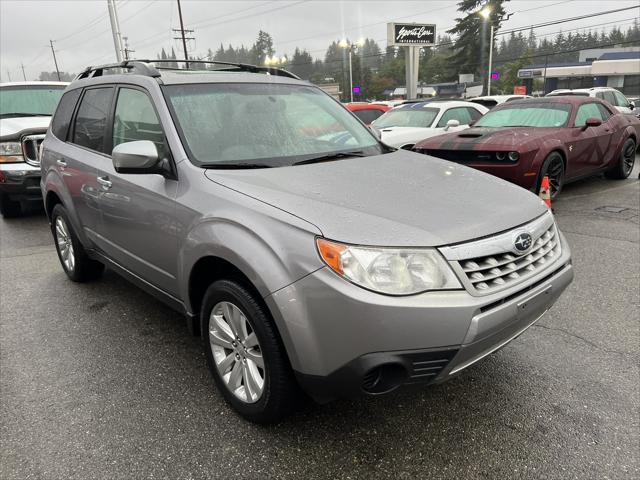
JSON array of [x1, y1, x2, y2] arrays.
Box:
[[414, 96, 638, 198]]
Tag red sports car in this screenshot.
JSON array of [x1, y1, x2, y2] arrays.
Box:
[[345, 102, 390, 126], [414, 96, 638, 198]]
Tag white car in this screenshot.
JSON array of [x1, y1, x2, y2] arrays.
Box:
[[546, 87, 634, 114], [371, 100, 488, 149], [0, 81, 68, 216], [468, 95, 532, 109]]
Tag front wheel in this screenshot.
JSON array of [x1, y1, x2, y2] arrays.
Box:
[[605, 138, 636, 179], [201, 280, 298, 423], [50, 204, 104, 282], [538, 152, 565, 200]]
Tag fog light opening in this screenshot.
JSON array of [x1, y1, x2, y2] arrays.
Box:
[[361, 364, 407, 394]]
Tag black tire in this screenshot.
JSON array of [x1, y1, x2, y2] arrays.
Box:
[[51, 204, 104, 282], [0, 195, 22, 218], [538, 152, 565, 200], [201, 279, 297, 424], [605, 137, 636, 180]]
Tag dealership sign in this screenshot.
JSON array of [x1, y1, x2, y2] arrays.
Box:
[[387, 23, 436, 46]]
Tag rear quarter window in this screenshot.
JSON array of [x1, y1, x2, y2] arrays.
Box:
[[352, 108, 385, 124], [51, 89, 81, 141]]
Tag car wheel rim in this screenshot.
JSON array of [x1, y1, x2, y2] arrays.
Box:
[[622, 141, 635, 175], [209, 301, 265, 404], [546, 158, 563, 199], [55, 216, 75, 272]]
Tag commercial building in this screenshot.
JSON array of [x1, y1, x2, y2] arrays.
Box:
[[517, 47, 640, 96]]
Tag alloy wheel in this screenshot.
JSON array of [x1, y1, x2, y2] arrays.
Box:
[[622, 140, 636, 176], [55, 216, 75, 272], [209, 301, 265, 403], [545, 157, 564, 199]]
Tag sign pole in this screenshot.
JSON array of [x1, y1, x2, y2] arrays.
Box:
[[405, 46, 419, 100], [388, 23, 434, 100]]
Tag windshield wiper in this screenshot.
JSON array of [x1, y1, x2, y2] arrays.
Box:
[[0, 113, 50, 118], [292, 150, 366, 166], [203, 162, 274, 169]]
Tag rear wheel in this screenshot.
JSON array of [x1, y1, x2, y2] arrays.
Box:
[[605, 138, 636, 179], [51, 204, 104, 282], [538, 152, 565, 200], [0, 195, 22, 218], [201, 279, 297, 423]]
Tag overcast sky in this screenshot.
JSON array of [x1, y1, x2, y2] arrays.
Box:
[[1, 0, 638, 81]]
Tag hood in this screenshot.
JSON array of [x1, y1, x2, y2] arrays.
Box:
[[379, 126, 441, 148], [204, 150, 547, 247], [416, 127, 565, 149], [0, 116, 51, 138]]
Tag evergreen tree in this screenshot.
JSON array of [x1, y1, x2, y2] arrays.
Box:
[[447, 0, 508, 93]]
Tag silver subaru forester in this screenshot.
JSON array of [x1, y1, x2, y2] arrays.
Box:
[[40, 60, 573, 423]]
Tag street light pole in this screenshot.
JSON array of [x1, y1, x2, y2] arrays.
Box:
[[348, 46, 354, 102], [487, 23, 494, 95]]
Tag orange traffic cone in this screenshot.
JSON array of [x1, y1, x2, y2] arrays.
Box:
[[539, 176, 551, 209]]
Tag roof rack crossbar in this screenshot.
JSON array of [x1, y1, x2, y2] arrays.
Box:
[[75, 61, 161, 80], [75, 59, 300, 80]]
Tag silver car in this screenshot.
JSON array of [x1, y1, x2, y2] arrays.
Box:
[[40, 61, 573, 423]]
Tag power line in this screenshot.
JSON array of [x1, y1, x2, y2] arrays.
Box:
[[190, 1, 278, 28], [499, 5, 640, 35]]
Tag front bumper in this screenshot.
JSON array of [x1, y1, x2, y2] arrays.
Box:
[[267, 232, 573, 402], [0, 163, 42, 202]]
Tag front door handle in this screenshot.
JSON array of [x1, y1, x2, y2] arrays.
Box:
[[56, 159, 67, 167], [97, 176, 112, 189]]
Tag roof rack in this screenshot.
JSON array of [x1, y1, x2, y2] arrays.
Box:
[[75, 59, 300, 81]]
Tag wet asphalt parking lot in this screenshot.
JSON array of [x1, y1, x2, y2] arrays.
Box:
[[1, 159, 639, 480]]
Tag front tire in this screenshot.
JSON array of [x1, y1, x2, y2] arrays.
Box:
[[0, 195, 22, 218], [605, 138, 636, 179], [538, 152, 565, 200], [201, 280, 297, 423], [51, 204, 104, 282]]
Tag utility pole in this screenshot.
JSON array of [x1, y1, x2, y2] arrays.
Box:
[[123, 36, 135, 61], [20, 63, 26, 81], [49, 40, 61, 81], [6, 70, 11, 82], [487, 23, 494, 95], [107, 0, 124, 62], [174, 0, 194, 69]]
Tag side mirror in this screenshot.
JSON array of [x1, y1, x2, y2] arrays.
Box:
[[444, 119, 460, 131], [112, 140, 160, 174], [629, 102, 635, 109], [468, 120, 476, 127], [582, 117, 602, 130]]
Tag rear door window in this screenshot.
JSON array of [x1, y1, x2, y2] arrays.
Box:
[[51, 89, 81, 140], [72, 87, 114, 153]]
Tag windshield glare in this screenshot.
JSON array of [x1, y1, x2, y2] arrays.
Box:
[[163, 83, 382, 167], [0, 85, 66, 116], [475, 103, 571, 127], [372, 107, 439, 128]]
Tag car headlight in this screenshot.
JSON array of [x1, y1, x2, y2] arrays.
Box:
[[0, 142, 23, 163], [317, 238, 462, 295], [508, 151, 519, 161]]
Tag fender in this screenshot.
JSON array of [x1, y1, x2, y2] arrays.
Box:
[[178, 213, 323, 314]]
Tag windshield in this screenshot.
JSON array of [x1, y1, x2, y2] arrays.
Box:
[[372, 107, 439, 128], [163, 83, 383, 167], [474, 103, 571, 128], [0, 85, 66, 117]]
